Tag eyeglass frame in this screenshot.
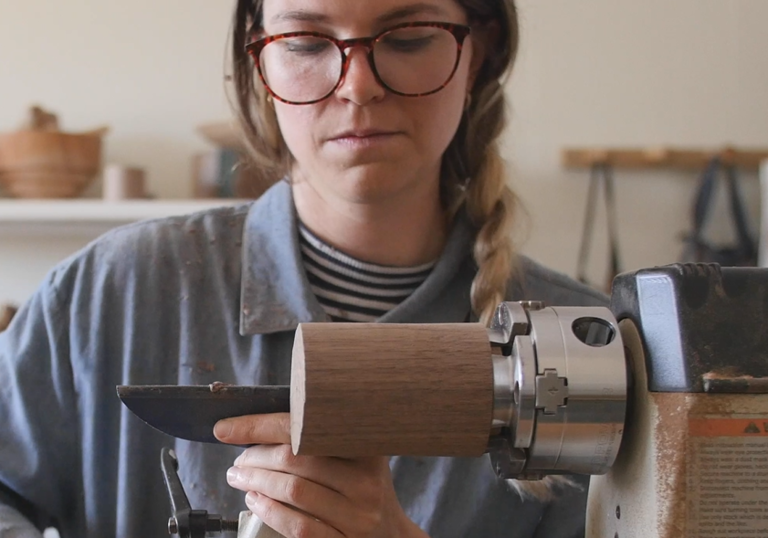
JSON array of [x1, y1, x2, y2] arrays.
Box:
[[245, 21, 472, 105]]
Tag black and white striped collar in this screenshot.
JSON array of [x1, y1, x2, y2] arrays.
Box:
[[239, 181, 478, 334]]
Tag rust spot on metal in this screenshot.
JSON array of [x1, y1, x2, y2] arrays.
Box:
[[702, 368, 749, 380], [652, 392, 689, 537], [209, 381, 232, 393]]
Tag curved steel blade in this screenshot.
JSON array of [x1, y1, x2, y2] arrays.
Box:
[[116, 384, 290, 444]]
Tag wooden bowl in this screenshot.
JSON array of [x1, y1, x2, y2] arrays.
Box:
[[0, 129, 105, 198]]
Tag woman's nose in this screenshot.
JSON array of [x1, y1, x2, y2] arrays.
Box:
[[334, 47, 386, 105]]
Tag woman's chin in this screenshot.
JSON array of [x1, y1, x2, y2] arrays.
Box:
[[331, 166, 425, 205], [293, 158, 439, 207]]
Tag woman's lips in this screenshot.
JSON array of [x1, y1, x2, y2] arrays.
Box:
[[328, 130, 402, 149]]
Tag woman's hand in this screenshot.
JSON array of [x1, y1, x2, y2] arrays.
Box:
[[214, 413, 428, 538]]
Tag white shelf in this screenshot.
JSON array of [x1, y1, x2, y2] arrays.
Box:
[[0, 199, 251, 236]]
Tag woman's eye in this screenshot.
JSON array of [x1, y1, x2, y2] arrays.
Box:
[[381, 35, 434, 53], [284, 38, 331, 54]]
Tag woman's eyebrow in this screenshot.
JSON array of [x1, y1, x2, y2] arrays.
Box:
[[269, 9, 330, 25], [269, 3, 448, 26], [376, 3, 449, 24]]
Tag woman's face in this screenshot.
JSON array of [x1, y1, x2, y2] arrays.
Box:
[[260, 0, 477, 207]]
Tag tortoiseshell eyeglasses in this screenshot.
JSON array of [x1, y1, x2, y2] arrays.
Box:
[[245, 21, 471, 105]]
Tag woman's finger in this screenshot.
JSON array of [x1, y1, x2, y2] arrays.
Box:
[[234, 444, 383, 494], [214, 412, 290, 445], [245, 492, 344, 538], [228, 466, 356, 529]]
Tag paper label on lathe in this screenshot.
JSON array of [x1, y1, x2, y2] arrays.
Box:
[[687, 416, 768, 537]]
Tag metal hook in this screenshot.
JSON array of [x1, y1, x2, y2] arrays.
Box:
[[160, 448, 239, 537]]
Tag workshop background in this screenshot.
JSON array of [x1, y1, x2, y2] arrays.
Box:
[[1, 0, 767, 307]]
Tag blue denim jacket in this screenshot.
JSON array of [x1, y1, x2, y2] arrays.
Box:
[[0, 181, 607, 538]]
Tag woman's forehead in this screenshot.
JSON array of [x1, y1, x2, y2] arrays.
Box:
[[261, 0, 466, 31]]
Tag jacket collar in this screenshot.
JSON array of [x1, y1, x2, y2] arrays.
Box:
[[239, 181, 478, 335]]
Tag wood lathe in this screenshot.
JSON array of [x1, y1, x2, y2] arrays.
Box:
[[119, 263, 768, 538]]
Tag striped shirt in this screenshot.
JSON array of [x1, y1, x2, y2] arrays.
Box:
[[298, 223, 436, 322]]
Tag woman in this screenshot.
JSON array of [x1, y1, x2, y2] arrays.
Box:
[[0, 0, 605, 537], [214, 0, 606, 536]]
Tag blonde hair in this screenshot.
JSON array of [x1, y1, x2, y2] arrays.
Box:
[[442, 0, 521, 326]]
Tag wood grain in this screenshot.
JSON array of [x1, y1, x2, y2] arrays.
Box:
[[290, 323, 493, 457]]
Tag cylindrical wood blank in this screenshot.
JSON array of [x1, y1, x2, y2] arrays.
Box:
[[290, 323, 493, 457]]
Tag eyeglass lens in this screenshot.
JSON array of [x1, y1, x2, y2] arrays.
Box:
[[259, 26, 460, 103]]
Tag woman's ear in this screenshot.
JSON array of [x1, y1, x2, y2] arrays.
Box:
[[468, 20, 501, 89]]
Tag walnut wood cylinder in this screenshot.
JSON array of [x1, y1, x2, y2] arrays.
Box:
[[290, 323, 493, 457]]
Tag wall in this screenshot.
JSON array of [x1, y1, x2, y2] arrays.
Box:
[[0, 0, 234, 199], [0, 0, 235, 304], [1, 0, 767, 305], [509, 0, 768, 285]]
